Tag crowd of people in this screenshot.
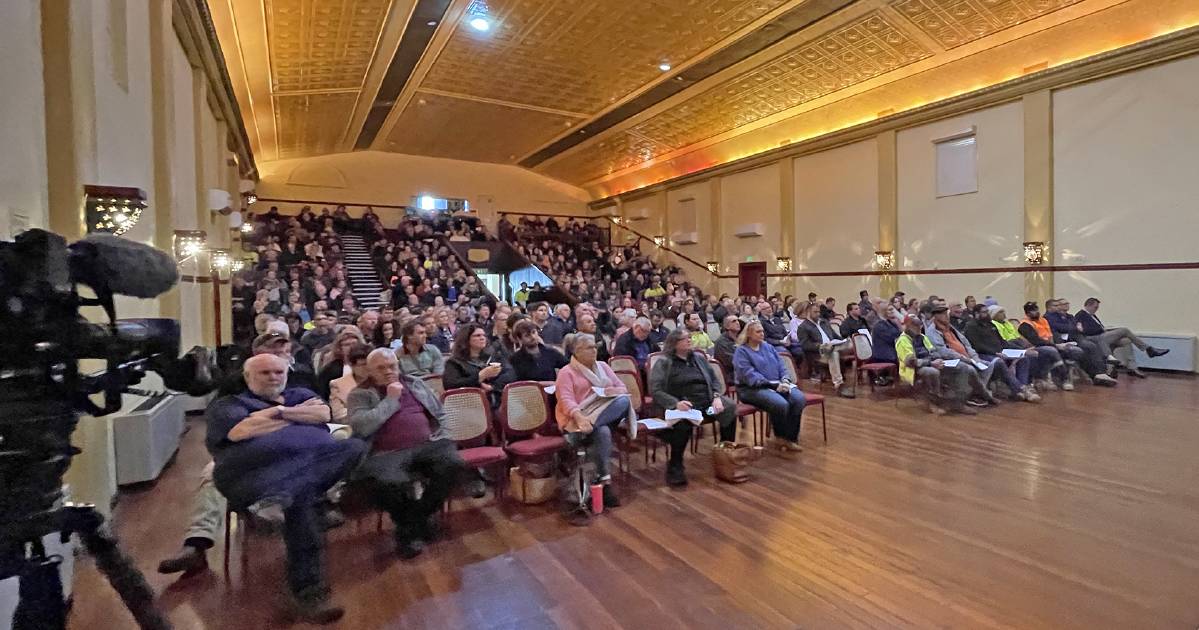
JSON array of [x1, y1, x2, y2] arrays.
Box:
[[193, 209, 1167, 623], [366, 213, 489, 311]]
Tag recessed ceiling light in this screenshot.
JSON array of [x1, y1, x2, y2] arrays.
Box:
[[427, 20, 437, 26], [469, 16, 491, 32], [658, 63, 672, 71]]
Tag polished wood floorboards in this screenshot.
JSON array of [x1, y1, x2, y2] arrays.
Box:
[[71, 374, 1199, 629]]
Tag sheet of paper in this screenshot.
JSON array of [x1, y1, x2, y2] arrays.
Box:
[[542, 385, 556, 395], [973, 360, 990, 371], [1001, 349, 1026, 358], [857, 329, 870, 336], [942, 359, 960, 368], [665, 409, 703, 425], [638, 418, 669, 431]]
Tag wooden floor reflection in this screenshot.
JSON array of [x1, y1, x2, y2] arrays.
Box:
[[70, 374, 1199, 629]]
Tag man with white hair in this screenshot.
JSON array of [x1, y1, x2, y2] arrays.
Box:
[[613, 316, 654, 371], [346, 348, 466, 559], [356, 309, 380, 341], [205, 353, 365, 623], [541, 303, 573, 345]]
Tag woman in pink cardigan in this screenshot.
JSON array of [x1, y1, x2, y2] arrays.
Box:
[[555, 333, 634, 510]]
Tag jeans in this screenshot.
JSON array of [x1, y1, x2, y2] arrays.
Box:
[[979, 354, 1030, 392], [737, 386, 805, 442], [573, 396, 632, 481], [361, 439, 468, 540], [216, 438, 366, 596]]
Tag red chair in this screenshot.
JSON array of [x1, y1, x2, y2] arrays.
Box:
[[752, 388, 828, 446], [851, 333, 898, 394], [441, 387, 508, 503], [706, 359, 759, 447], [499, 382, 567, 496], [609, 355, 639, 374]]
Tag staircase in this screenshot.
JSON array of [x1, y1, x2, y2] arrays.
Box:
[[338, 233, 385, 311]]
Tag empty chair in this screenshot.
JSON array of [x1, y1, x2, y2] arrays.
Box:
[[442, 387, 508, 502]]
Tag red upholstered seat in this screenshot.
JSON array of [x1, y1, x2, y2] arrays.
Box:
[[735, 402, 758, 417], [459, 446, 507, 468], [504, 435, 567, 457], [859, 362, 897, 372], [804, 393, 825, 404]]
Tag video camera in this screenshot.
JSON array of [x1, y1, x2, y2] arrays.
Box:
[[1, 228, 214, 630]]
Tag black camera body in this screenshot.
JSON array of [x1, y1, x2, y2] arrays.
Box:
[[1, 228, 202, 630]]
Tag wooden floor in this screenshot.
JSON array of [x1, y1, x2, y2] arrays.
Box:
[[70, 374, 1199, 630]]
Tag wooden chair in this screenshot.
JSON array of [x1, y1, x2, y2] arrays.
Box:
[[704, 359, 760, 449], [421, 373, 445, 399], [499, 382, 567, 498], [851, 333, 897, 395], [441, 387, 508, 503], [609, 355, 638, 374]]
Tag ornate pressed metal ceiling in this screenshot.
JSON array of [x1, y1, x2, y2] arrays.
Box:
[[211, 0, 1199, 194]]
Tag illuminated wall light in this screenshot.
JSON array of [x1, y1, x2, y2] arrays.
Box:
[[230, 258, 246, 272], [653, 235, 666, 247], [84, 185, 146, 236], [240, 222, 254, 233], [210, 249, 231, 270], [775, 257, 793, 272], [706, 261, 720, 274], [1023, 241, 1047, 266], [173, 230, 208, 261], [874, 250, 896, 271]]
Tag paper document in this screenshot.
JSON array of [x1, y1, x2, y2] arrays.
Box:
[[973, 360, 990, 371], [942, 359, 961, 368], [638, 418, 669, 431], [327, 423, 352, 440], [664, 409, 704, 426], [1001, 349, 1026, 358], [593, 386, 625, 398], [857, 329, 870, 336], [542, 385, 556, 395]]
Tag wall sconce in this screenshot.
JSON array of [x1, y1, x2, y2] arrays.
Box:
[[706, 261, 719, 274], [210, 248, 231, 271], [874, 250, 896, 271], [230, 258, 246, 272], [1023, 241, 1047, 266], [776, 257, 793, 272], [653, 235, 666, 247], [611, 216, 625, 226], [243, 192, 258, 206], [84, 185, 146, 236], [240, 222, 254, 234], [173, 230, 207, 261]]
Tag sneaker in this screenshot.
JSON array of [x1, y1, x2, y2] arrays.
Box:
[[1147, 347, 1170, 358], [1061, 380, 1075, 391], [602, 484, 621, 508], [836, 384, 856, 399], [1037, 379, 1058, 392], [246, 496, 290, 533], [928, 403, 948, 416], [1093, 374, 1118, 387], [955, 405, 979, 416], [1128, 368, 1148, 379], [965, 398, 988, 408], [465, 477, 487, 499], [287, 588, 344, 625], [665, 463, 688, 487], [1105, 355, 1120, 365], [1022, 386, 1042, 403], [157, 546, 208, 575]]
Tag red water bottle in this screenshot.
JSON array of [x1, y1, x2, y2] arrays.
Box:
[[589, 484, 604, 514]]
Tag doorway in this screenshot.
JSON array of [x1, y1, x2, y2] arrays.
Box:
[[738, 262, 768, 297]]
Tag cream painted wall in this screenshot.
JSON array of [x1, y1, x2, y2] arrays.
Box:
[[0, 0, 49, 237], [792, 140, 879, 303], [721, 165, 781, 294], [257, 151, 590, 227], [1053, 54, 1199, 336], [896, 102, 1025, 309], [170, 36, 204, 349], [666, 182, 715, 291]]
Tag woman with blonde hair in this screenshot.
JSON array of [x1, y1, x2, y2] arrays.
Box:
[[733, 321, 806, 453]]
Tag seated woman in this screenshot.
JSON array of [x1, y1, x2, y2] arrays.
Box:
[[648, 329, 737, 486], [374, 319, 400, 350], [315, 327, 365, 398], [733, 321, 806, 454], [443, 323, 504, 405], [329, 342, 373, 421], [554, 333, 634, 515]]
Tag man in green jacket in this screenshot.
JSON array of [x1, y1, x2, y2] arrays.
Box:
[[895, 314, 973, 415]]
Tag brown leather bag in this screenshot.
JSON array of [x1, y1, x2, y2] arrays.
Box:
[[712, 441, 752, 483]]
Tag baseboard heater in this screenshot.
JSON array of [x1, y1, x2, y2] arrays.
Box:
[[113, 393, 187, 485], [1131, 333, 1196, 372]]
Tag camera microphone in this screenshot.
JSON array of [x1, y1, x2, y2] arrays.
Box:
[[69, 233, 179, 299]]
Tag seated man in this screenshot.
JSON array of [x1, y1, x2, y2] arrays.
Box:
[[612, 317, 654, 372], [1045, 299, 1114, 379], [396, 318, 445, 377], [346, 349, 467, 559], [869, 302, 903, 386], [712, 315, 742, 384], [923, 304, 1001, 406], [647, 310, 671, 350], [1023, 301, 1115, 388], [206, 354, 365, 622], [1076, 297, 1169, 378], [840, 302, 869, 339], [895, 314, 976, 415], [791, 302, 855, 398], [990, 305, 1062, 391], [508, 319, 569, 381], [684, 312, 715, 354], [963, 305, 1041, 402]]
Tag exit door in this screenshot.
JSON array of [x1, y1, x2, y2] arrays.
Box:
[[738, 262, 767, 297]]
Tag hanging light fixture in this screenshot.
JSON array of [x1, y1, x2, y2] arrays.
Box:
[[874, 250, 896, 271], [210, 248, 231, 271], [653, 235, 666, 246], [776, 257, 793, 272], [706, 261, 719, 274]]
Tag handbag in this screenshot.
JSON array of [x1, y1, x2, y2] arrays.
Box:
[[712, 441, 752, 483]]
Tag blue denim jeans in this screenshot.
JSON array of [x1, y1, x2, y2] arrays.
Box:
[[737, 386, 806, 442]]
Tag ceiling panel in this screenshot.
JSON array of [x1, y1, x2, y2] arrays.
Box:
[[890, 0, 1086, 50], [274, 92, 359, 160], [542, 10, 933, 182], [418, 0, 793, 115], [382, 91, 582, 163]]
